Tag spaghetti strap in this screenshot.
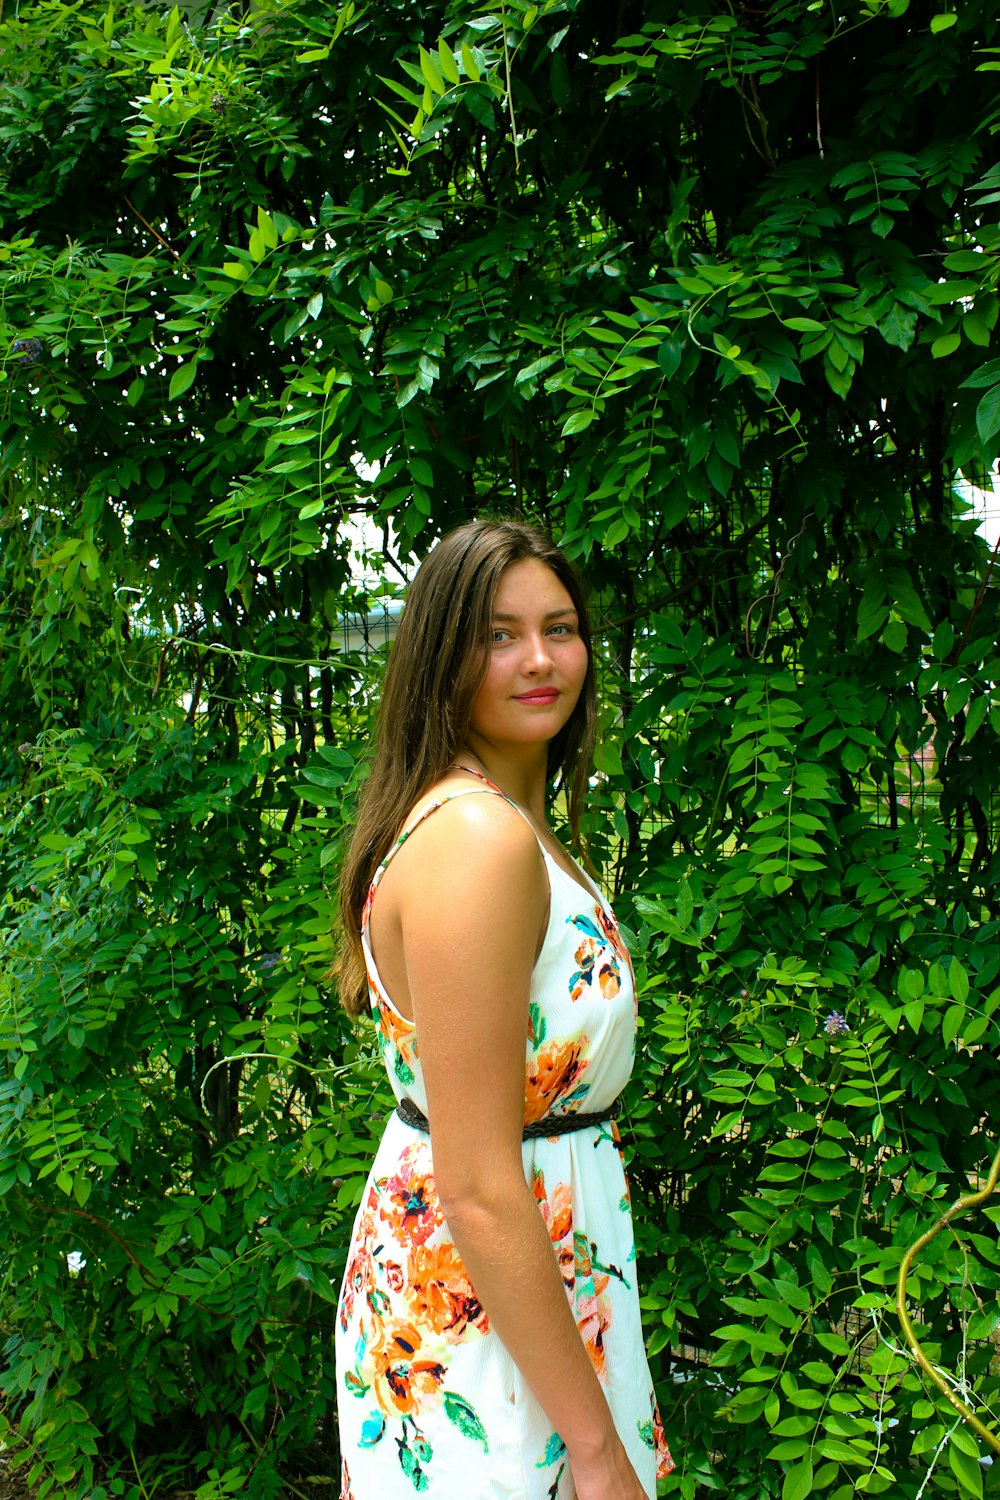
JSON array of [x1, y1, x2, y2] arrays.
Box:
[[452, 761, 504, 793]]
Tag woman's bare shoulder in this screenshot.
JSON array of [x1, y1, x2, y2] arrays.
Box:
[[388, 795, 546, 972], [386, 782, 541, 900], [408, 781, 535, 850]]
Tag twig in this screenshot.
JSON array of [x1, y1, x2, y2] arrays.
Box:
[[896, 1141, 1000, 1455], [500, 0, 520, 175], [815, 63, 825, 159], [123, 195, 181, 260], [957, 524, 1000, 658], [744, 511, 813, 658]]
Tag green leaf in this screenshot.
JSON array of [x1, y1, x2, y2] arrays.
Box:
[[782, 1459, 814, 1499], [461, 40, 481, 82], [438, 38, 460, 86], [942, 1003, 966, 1047], [561, 409, 595, 436], [949, 959, 970, 1003], [256, 207, 278, 250], [965, 695, 989, 741], [419, 45, 446, 95], [882, 618, 907, 653], [960, 359, 1000, 390], [931, 331, 961, 358], [975, 386, 1000, 444], [930, 12, 957, 31], [169, 362, 198, 400], [948, 1440, 984, 1496]]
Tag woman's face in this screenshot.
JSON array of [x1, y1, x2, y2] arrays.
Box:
[[466, 558, 589, 757]]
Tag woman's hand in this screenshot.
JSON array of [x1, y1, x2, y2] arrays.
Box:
[[570, 1441, 648, 1500]]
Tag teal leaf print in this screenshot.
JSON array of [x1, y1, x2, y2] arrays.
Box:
[[568, 913, 602, 940], [360, 1411, 385, 1447], [637, 1416, 654, 1450], [344, 1368, 370, 1399], [399, 1441, 430, 1491], [443, 1392, 489, 1451], [394, 1051, 415, 1086], [529, 999, 547, 1045], [536, 1431, 567, 1468]]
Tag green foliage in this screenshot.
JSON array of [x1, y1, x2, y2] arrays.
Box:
[[2, 0, 1000, 1494]]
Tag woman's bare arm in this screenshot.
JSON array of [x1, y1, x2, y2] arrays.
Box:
[[381, 794, 645, 1497]]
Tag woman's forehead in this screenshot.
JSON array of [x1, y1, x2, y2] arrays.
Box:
[[492, 557, 574, 612]]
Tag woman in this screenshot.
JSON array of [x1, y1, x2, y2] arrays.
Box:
[[334, 521, 673, 1499]]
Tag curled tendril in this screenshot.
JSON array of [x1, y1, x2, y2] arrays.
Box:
[[896, 1140, 1000, 1456]]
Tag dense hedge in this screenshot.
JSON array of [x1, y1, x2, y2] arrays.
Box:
[[2, 0, 1000, 1495]]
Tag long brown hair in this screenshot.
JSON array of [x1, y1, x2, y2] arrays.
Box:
[[334, 520, 596, 1016]]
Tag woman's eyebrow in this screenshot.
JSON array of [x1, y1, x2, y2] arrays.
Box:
[[492, 607, 578, 622]]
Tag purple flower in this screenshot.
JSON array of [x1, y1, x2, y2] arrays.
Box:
[[824, 1012, 850, 1037]]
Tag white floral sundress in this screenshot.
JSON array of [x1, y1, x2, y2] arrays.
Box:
[[335, 774, 673, 1498]]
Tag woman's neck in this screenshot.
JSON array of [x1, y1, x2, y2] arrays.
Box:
[[455, 740, 549, 824]]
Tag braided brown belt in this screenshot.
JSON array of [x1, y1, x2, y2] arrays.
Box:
[[394, 1093, 622, 1140]]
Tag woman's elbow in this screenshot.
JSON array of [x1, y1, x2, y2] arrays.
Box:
[[435, 1154, 528, 1231]]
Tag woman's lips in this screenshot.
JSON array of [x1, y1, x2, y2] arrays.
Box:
[[514, 689, 560, 703]]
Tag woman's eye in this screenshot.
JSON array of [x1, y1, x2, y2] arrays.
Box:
[[491, 629, 510, 645]]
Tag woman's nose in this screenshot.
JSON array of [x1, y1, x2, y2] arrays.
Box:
[[523, 634, 553, 671]]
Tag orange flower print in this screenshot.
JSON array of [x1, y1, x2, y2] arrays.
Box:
[[570, 935, 598, 1003], [597, 905, 635, 994], [384, 1148, 442, 1247], [567, 911, 622, 1002], [369, 1321, 447, 1419], [407, 1240, 489, 1340], [596, 904, 627, 960], [639, 1392, 675, 1475], [531, 1171, 575, 1289], [532, 1168, 613, 1379], [598, 961, 621, 999], [572, 1232, 612, 1380], [371, 985, 419, 1086], [654, 1398, 675, 1476], [339, 1186, 379, 1333], [523, 1038, 589, 1125]]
